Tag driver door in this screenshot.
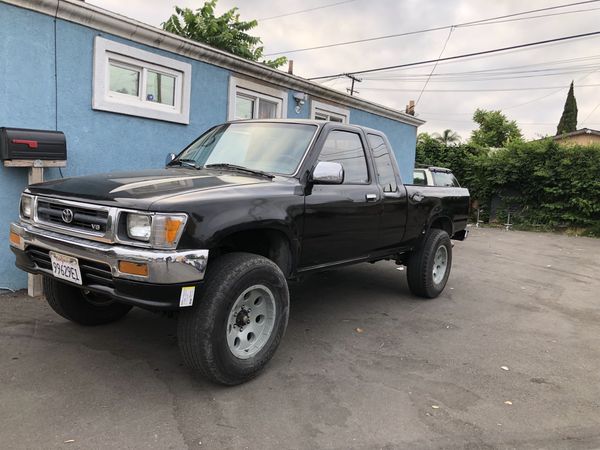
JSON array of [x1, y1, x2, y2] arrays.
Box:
[[300, 129, 382, 268]]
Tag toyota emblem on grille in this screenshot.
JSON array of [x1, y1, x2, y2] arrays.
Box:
[[61, 208, 74, 224]]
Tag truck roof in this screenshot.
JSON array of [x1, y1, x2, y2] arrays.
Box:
[[227, 118, 387, 136], [414, 165, 453, 173]]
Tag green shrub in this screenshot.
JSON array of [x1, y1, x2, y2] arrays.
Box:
[[416, 138, 600, 234]]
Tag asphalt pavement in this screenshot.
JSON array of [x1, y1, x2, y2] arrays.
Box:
[[1, 227, 600, 449]]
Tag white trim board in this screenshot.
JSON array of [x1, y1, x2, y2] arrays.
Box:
[[92, 37, 192, 124], [310, 100, 350, 123], [227, 75, 288, 121]]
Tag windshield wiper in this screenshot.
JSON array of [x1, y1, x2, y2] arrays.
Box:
[[204, 163, 274, 179], [169, 158, 200, 169]]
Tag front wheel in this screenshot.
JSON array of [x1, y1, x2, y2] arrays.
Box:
[[177, 252, 290, 385], [406, 229, 452, 298]]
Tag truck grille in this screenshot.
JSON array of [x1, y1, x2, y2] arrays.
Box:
[[26, 246, 115, 289], [36, 199, 109, 234]]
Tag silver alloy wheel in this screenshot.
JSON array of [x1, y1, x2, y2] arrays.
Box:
[[432, 245, 448, 285], [226, 284, 276, 359]]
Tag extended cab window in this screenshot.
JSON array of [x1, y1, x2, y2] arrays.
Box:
[[368, 134, 398, 193], [413, 170, 427, 185], [319, 131, 369, 184]]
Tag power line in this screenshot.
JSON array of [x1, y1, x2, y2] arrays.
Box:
[[361, 67, 600, 83], [416, 27, 454, 105], [313, 47, 600, 83], [462, 5, 600, 27], [361, 58, 600, 80], [257, 0, 356, 21], [308, 30, 600, 80], [359, 83, 600, 92], [417, 67, 600, 114], [360, 64, 600, 82], [264, 0, 600, 55], [420, 117, 600, 125], [581, 102, 600, 122]]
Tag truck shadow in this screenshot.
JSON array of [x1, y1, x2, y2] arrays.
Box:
[[22, 261, 423, 386]]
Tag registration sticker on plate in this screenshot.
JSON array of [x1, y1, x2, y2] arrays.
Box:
[[49, 251, 82, 285]]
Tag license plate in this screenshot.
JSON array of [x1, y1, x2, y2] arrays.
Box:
[[49, 251, 82, 285]]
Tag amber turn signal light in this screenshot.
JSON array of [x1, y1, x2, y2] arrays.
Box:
[[9, 231, 22, 247], [164, 218, 183, 245], [118, 261, 149, 276]]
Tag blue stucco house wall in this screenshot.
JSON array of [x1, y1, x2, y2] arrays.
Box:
[[0, 0, 422, 290]]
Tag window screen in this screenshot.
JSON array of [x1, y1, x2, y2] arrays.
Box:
[[319, 131, 369, 184], [368, 134, 398, 193]]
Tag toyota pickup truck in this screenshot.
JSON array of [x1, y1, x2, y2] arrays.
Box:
[[9, 120, 469, 385]]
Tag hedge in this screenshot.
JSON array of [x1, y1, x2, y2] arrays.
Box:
[[416, 138, 600, 236]]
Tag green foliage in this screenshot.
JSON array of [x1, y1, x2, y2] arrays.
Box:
[[556, 81, 578, 135], [470, 108, 523, 147], [416, 136, 600, 235], [432, 129, 461, 146], [162, 1, 287, 69]]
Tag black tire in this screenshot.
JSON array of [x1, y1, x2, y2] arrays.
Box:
[[43, 276, 132, 325], [178, 252, 290, 385], [406, 229, 453, 298]]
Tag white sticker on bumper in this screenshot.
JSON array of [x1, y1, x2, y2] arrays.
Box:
[[179, 286, 195, 307]]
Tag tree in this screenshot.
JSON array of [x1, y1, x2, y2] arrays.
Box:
[[556, 81, 578, 135], [470, 109, 523, 148], [432, 129, 461, 146], [162, 1, 287, 69], [416, 132, 444, 164]]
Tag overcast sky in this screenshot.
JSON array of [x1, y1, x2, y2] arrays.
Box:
[[88, 0, 600, 140]]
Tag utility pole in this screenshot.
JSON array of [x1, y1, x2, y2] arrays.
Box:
[[345, 73, 362, 96]]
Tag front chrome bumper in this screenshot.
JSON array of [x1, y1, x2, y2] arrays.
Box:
[[10, 221, 208, 284]]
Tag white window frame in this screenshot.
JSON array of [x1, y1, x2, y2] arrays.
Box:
[[93, 37, 192, 124], [228, 76, 287, 120], [310, 99, 350, 123]]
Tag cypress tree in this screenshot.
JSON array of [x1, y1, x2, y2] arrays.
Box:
[[556, 81, 578, 135]]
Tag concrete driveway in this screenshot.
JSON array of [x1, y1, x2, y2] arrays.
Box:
[[1, 228, 600, 449]]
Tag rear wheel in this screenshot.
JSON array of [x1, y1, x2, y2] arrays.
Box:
[[43, 277, 132, 325], [406, 229, 452, 298], [178, 252, 289, 385]]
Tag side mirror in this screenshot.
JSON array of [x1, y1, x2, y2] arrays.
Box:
[[311, 161, 344, 184], [165, 152, 176, 166]]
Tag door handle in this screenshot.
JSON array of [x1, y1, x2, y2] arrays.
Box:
[[411, 192, 425, 202], [366, 193, 378, 202]]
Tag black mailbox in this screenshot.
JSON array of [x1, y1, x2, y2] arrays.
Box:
[[0, 128, 67, 161]]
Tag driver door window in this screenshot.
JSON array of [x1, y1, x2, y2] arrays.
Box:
[[318, 131, 369, 184]]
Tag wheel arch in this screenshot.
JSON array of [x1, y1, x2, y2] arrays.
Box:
[[428, 215, 453, 237], [210, 226, 296, 277]]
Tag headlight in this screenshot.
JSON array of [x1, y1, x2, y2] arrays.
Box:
[[125, 212, 187, 248], [20, 194, 33, 219], [127, 213, 152, 241]]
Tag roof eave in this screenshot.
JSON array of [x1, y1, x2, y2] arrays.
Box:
[[3, 0, 425, 127]]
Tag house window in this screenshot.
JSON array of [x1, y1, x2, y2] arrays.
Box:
[[310, 100, 349, 123], [93, 37, 191, 124], [228, 76, 287, 120]]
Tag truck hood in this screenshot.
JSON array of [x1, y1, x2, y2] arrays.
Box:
[[26, 168, 271, 210]]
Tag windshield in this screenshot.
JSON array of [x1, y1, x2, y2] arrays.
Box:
[[172, 122, 318, 175]]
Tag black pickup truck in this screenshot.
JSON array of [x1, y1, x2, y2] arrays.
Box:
[[10, 120, 469, 385]]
